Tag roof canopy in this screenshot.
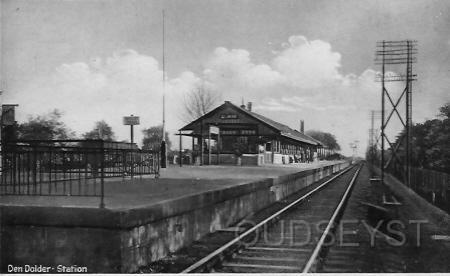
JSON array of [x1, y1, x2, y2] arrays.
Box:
[[179, 101, 323, 147]]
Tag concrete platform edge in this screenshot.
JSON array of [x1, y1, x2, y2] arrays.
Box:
[[1, 161, 349, 273]]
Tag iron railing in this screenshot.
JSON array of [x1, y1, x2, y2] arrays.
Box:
[[0, 139, 160, 208], [383, 163, 449, 212]]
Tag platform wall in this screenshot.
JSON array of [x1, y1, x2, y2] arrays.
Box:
[[1, 161, 349, 273]]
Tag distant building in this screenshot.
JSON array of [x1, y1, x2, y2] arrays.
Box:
[[178, 101, 329, 166]]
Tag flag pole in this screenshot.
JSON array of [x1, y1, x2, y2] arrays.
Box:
[[160, 9, 167, 168]]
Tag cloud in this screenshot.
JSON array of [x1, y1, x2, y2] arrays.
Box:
[[202, 35, 357, 100], [4, 35, 409, 156], [254, 97, 297, 112], [5, 49, 199, 145], [203, 47, 284, 95], [280, 96, 354, 111], [272, 35, 344, 89], [252, 66, 407, 156]]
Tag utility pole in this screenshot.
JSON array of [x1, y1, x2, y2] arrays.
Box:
[[368, 110, 381, 166], [160, 9, 167, 168], [370, 110, 374, 164], [349, 140, 359, 164], [375, 40, 417, 187], [0, 91, 2, 178]]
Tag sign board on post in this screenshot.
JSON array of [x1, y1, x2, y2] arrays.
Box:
[[123, 116, 140, 125], [123, 115, 140, 144], [209, 125, 219, 135], [123, 115, 140, 179]]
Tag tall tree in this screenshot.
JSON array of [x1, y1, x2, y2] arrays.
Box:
[[83, 120, 115, 141], [423, 102, 450, 171], [438, 102, 450, 118], [377, 102, 450, 173], [182, 84, 220, 122], [305, 130, 341, 151], [142, 125, 172, 150], [17, 109, 75, 140]]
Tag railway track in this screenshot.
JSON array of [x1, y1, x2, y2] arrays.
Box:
[[181, 163, 363, 273]]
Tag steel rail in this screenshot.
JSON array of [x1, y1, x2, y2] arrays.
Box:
[[180, 164, 355, 273], [302, 163, 363, 273]]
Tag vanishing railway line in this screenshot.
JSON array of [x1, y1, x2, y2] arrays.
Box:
[[181, 163, 363, 273]]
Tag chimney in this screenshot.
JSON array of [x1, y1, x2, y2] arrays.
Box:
[[247, 102, 252, 112], [300, 120, 304, 133], [240, 98, 246, 109]]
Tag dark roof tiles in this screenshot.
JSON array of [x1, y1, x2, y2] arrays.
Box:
[[180, 101, 323, 146], [238, 106, 322, 146]]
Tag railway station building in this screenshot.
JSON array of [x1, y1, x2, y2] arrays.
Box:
[[178, 101, 330, 166]]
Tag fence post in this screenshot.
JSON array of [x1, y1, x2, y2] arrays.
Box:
[[99, 140, 105, 208], [155, 151, 160, 178], [130, 143, 134, 179], [33, 146, 37, 194], [48, 146, 52, 194], [122, 150, 126, 179]]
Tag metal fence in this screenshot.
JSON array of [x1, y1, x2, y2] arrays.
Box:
[[0, 139, 160, 207], [388, 165, 449, 195], [409, 167, 449, 199], [387, 164, 449, 211]]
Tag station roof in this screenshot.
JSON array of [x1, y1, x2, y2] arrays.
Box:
[[180, 101, 323, 147], [238, 103, 322, 146]]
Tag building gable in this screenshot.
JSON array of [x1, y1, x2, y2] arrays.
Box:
[[180, 101, 279, 136], [179, 101, 321, 146]]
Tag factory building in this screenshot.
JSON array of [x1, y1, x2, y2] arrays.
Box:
[[178, 101, 330, 166]]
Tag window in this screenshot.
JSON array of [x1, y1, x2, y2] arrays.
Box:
[[220, 130, 238, 135], [240, 129, 256, 135]]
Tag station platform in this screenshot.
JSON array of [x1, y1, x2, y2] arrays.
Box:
[[0, 160, 339, 209], [1, 160, 348, 273]]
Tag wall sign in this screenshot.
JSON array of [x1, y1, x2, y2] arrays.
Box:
[[220, 114, 238, 119]]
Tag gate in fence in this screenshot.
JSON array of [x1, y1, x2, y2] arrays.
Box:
[[0, 139, 160, 208]]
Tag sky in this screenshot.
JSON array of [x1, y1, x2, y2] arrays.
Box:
[[1, 0, 450, 156]]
